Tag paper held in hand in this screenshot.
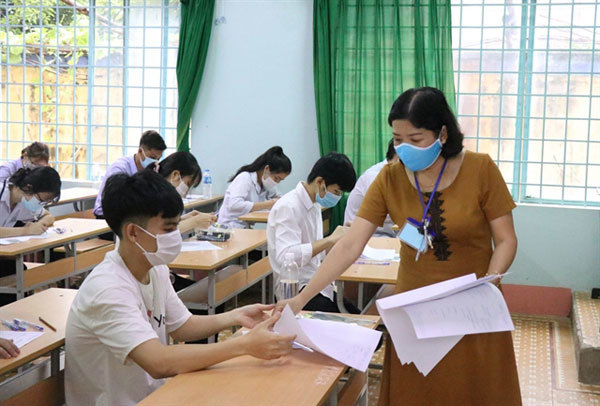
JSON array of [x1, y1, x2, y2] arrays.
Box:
[[273, 305, 382, 372], [376, 273, 513, 376]]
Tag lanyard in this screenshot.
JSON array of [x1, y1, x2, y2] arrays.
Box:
[[414, 159, 447, 224]]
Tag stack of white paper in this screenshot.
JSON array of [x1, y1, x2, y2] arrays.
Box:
[[376, 274, 513, 376], [0, 228, 62, 245], [180, 241, 222, 252], [361, 245, 398, 261], [274, 306, 382, 372], [0, 331, 44, 348]]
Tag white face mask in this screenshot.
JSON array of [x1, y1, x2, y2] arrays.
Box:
[[134, 225, 182, 267], [262, 172, 278, 192], [171, 175, 190, 198], [23, 159, 40, 170]]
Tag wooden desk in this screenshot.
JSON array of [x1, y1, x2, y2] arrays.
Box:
[[182, 194, 224, 212], [140, 313, 380, 406], [0, 218, 109, 298], [0, 288, 76, 377], [170, 229, 269, 342], [337, 237, 399, 314], [50, 187, 99, 212], [239, 207, 332, 234]]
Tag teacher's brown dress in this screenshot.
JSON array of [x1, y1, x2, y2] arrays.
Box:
[[357, 151, 521, 405]]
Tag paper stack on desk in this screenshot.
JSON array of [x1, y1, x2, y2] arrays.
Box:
[[360, 245, 399, 262], [274, 306, 382, 372], [376, 273, 513, 376]]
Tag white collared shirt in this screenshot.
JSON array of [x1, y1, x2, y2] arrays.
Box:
[[0, 158, 23, 181], [65, 249, 191, 406], [218, 171, 279, 228], [0, 180, 44, 228], [94, 155, 138, 216], [344, 160, 397, 237], [267, 182, 334, 300]]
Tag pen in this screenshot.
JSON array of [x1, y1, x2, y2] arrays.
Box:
[[2, 320, 24, 331], [14, 318, 44, 331], [38, 317, 56, 332], [292, 341, 314, 353]]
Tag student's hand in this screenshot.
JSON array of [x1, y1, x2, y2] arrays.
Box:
[[0, 338, 20, 359], [232, 303, 273, 329], [38, 214, 54, 227], [274, 297, 302, 315], [344, 220, 352, 227], [265, 198, 279, 210], [188, 211, 217, 229], [328, 225, 348, 244], [243, 312, 295, 360], [23, 221, 48, 235]]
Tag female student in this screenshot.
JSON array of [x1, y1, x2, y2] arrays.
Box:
[[0, 166, 61, 237], [148, 151, 215, 232], [279, 87, 521, 405], [0, 142, 50, 181], [218, 146, 291, 228]]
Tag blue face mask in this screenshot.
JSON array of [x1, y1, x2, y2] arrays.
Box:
[[21, 195, 43, 213], [140, 149, 158, 168], [395, 138, 443, 172], [315, 186, 342, 208]]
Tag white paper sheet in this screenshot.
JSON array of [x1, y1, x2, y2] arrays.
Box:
[[274, 306, 381, 372], [179, 241, 222, 252], [0, 228, 61, 245], [361, 245, 398, 261], [376, 273, 512, 376], [0, 331, 44, 348]]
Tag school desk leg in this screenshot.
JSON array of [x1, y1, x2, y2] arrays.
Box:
[[335, 281, 349, 313], [207, 270, 216, 343], [358, 283, 364, 311], [50, 348, 60, 377], [15, 255, 24, 300], [325, 388, 338, 406]]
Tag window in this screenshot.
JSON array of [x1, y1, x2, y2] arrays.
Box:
[[452, 0, 599, 206], [0, 0, 180, 180]]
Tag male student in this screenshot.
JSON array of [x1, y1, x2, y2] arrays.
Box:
[[93, 130, 167, 218], [0, 141, 49, 181], [65, 170, 294, 406], [267, 152, 359, 313], [344, 139, 399, 237]]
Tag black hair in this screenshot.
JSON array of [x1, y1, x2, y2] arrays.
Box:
[[21, 142, 49, 161], [385, 138, 396, 162], [228, 146, 291, 182], [9, 167, 61, 203], [307, 152, 356, 192], [148, 151, 202, 188], [139, 130, 167, 152], [101, 170, 183, 238], [387, 87, 463, 159]]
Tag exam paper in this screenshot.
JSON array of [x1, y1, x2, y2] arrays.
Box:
[[376, 273, 512, 376], [0, 331, 43, 348], [0, 228, 62, 245], [180, 241, 222, 252], [274, 306, 381, 372], [361, 245, 398, 261]]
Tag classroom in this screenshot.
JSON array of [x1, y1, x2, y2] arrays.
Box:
[[0, 0, 598, 405]]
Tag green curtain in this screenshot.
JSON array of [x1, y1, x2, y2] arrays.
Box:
[[176, 0, 215, 151], [313, 0, 456, 228]]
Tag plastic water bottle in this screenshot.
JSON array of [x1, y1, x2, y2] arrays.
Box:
[[202, 169, 212, 198], [280, 253, 299, 300]]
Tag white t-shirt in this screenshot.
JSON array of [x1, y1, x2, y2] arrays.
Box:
[[267, 182, 333, 300], [218, 171, 279, 228], [344, 160, 397, 237], [65, 249, 191, 406]]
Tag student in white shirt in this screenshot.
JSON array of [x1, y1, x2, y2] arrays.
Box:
[[93, 130, 167, 219], [147, 151, 216, 233], [344, 139, 399, 237], [267, 152, 359, 313], [0, 141, 50, 181], [218, 146, 291, 228], [65, 170, 294, 406]]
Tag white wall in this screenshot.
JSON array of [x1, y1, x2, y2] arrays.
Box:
[[190, 0, 320, 196], [188, 1, 599, 292]]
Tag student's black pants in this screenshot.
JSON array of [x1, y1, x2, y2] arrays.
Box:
[[302, 292, 361, 314]]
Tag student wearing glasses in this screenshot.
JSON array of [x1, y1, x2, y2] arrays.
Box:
[[0, 166, 61, 237], [0, 141, 50, 181]]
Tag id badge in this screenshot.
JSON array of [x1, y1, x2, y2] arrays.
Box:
[[398, 221, 427, 253]]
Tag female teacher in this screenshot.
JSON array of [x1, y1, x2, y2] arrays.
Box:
[[280, 87, 521, 405]]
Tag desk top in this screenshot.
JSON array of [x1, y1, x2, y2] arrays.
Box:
[[338, 237, 399, 284], [169, 228, 266, 271], [0, 218, 110, 257], [0, 288, 76, 375], [51, 187, 99, 206], [182, 194, 224, 211], [237, 210, 270, 223], [140, 313, 380, 406]]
